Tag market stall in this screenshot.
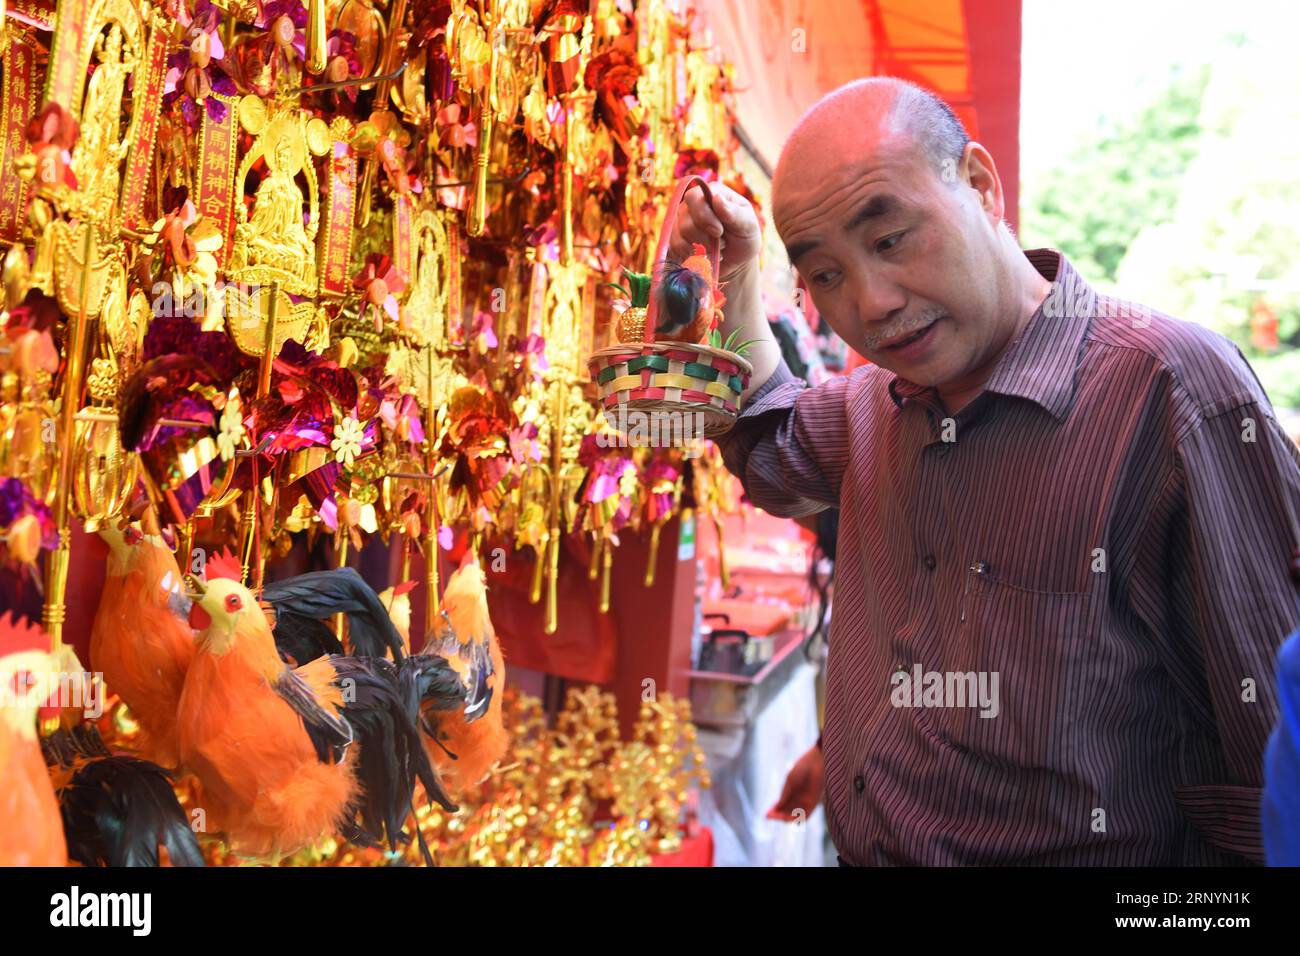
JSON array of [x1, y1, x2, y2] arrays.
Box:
[[0, 0, 1021, 868]]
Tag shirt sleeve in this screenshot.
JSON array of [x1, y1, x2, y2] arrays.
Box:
[[713, 358, 855, 517], [1133, 402, 1300, 863], [1263, 629, 1300, 865]]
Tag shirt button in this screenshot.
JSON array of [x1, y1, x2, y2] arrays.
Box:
[[923, 554, 937, 571], [854, 775, 865, 794]]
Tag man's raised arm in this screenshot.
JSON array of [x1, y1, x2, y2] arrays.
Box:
[[669, 184, 853, 516]]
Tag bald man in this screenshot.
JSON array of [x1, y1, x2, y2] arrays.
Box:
[[675, 77, 1300, 865]]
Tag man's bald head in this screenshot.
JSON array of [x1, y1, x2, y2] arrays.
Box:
[[774, 77, 970, 204], [766, 75, 1034, 405]]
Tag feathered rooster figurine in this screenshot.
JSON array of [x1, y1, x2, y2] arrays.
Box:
[[0, 613, 68, 866], [419, 556, 509, 795], [43, 723, 204, 868], [178, 571, 462, 861], [653, 242, 727, 344], [90, 522, 194, 767], [609, 245, 728, 346], [177, 574, 363, 860]]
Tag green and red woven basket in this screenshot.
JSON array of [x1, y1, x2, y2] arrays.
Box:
[[587, 176, 753, 440]]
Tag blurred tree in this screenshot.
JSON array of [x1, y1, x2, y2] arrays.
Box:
[[1021, 65, 1209, 283], [1022, 32, 1300, 410]]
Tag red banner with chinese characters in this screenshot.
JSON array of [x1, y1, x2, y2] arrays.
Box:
[[0, 35, 36, 243], [119, 16, 170, 232], [6, 0, 56, 29], [195, 94, 239, 267], [318, 140, 356, 296], [41, 0, 89, 111]]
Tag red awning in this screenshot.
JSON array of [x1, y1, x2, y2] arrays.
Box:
[[699, 0, 1022, 228]]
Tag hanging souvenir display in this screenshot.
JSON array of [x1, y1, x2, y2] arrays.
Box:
[[0, 0, 755, 867]]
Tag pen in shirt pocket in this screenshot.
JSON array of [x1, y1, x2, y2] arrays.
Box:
[[959, 559, 991, 623]]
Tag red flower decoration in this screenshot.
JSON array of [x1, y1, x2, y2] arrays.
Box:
[[352, 254, 406, 332]]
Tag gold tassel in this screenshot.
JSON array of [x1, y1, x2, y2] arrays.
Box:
[[599, 539, 612, 613], [333, 534, 350, 643], [644, 523, 661, 587], [306, 0, 328, 75], [529, 541, 544, 603], [544, 533, 559, 634]]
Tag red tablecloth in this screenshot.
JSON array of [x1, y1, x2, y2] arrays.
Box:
[[650, 827, 713, 867]]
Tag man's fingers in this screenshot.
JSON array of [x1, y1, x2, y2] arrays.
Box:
[[666, 184, 757, 264], [684, 188, 725, 237]]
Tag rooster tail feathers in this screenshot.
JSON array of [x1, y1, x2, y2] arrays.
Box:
[[652, 257, 711, 335], [330, 655, 457, 854], [261, 568, 406, 662], [43, 725, 204, 867]]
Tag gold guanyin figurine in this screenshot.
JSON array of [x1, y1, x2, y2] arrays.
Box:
[[401, 206, 450, 349], [223, 98, 330, 355], [69, 23, 136, 224], [226, 106, 322, 296]]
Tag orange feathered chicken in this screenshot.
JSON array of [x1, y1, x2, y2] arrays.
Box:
[[0, 613, 69, 866], [91, 525, 195, 767], [652, 242, 727, 344], [420, 557, 508, 795], [177, 576, 358, 860]]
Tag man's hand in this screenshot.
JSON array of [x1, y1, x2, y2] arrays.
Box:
[[667, 182, 763, 281], [767, 742, 824, 822]]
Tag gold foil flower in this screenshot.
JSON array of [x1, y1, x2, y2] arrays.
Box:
[[217, 392, 244, 462], [331, 414, 365, 466]]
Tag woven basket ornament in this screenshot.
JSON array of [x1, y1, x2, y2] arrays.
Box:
[[587, 176, 753, 440]]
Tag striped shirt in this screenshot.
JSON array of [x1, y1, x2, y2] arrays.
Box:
[[719, 248, 1300, 865]]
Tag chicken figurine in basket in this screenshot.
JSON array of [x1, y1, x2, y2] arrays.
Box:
[[590, 176, 756, 439], [613, 243, 730, 346]]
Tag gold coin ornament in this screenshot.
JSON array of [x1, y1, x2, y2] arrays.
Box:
[[239, 93, 268, 134], [306, 116, 332, 156]]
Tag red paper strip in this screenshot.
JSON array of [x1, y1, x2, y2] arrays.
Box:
[[318, 140, 356, 295], [7, 0, 55, 29], [0, 35, 36, 243], [195, 94, 239, 267], [446, 218, 464, 347], [41, 0, 89, 111], [119, 16, 170, 231]]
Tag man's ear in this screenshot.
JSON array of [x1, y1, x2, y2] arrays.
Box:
[[961, 142, 1005, 224]]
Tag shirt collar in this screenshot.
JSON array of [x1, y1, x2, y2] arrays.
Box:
[[887, 249, 1092, 422]]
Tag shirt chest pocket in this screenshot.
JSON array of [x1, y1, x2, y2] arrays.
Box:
[[935, 571, 1107, 771]]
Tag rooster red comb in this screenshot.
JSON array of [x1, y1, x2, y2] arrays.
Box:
[[203, 547, 243, 582], [0, 611, 50, 659], [0, 613, 62, 720]]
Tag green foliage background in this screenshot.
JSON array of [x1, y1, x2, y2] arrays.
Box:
[[1020, 36, 1300, 409]]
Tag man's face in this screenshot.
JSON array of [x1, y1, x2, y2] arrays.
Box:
[[774, 131, 1005, 388]]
